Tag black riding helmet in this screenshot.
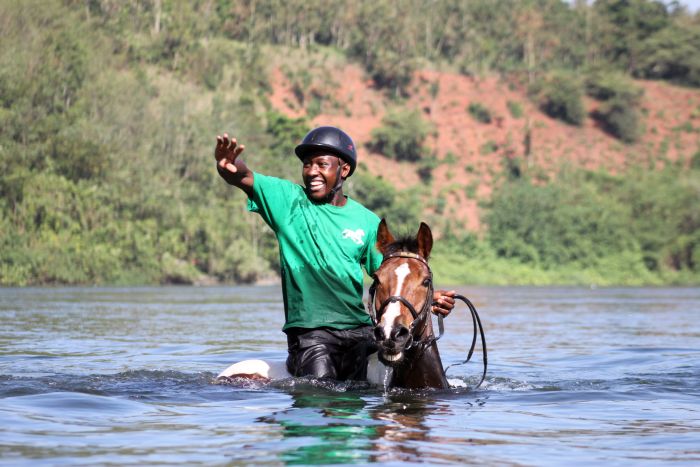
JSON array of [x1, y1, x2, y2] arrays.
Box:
[[294, 126, 357, 176]]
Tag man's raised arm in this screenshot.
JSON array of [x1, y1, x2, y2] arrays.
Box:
[[214, 133, 254, 197]]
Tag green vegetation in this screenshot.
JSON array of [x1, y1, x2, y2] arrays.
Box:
[[507, 101, 524, 119], [1, 0, 699, 286], [434, 163, 700, 286], [468, 103, 493, 124], [529, 71, 585, 126], [586, 70, 644, 143], [347, 170, 421, 232], [368, 108, 433, 162]]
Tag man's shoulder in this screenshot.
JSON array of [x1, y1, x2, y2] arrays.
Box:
[[345, 197, 380, 224]]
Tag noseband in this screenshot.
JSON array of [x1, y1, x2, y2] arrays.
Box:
[[367, 252, 444, 350]]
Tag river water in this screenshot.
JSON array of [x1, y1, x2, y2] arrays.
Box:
[[1, 286, 699, 465]]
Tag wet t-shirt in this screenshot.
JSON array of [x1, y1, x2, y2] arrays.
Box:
[[247, 173, 383, 330]]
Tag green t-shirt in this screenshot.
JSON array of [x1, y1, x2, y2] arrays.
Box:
[[247, 173, 383, 331]]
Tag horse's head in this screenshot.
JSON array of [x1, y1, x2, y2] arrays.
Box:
[[370, 219, 434, 367]]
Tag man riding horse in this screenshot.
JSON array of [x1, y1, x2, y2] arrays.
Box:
[[214, 126, 456, 381]]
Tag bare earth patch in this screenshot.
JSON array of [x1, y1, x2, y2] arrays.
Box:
[[268, 63, 700, 234]]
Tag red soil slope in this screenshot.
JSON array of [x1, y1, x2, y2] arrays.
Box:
[[268, 64, 700, 232]]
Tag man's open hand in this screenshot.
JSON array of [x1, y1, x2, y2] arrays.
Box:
[[215, 133, 244, 173]]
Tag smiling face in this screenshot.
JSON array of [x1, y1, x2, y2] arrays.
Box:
[[301, 152, 349, 203]]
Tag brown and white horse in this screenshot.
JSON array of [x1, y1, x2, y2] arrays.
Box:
[[219, 219, 486, 390], [366, 219, 450, 389]]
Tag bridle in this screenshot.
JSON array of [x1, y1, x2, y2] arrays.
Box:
[[367, 252, 444, 352], [367, 251, 488, 388]]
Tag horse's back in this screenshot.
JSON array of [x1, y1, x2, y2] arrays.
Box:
[[217, 359, 291, 381], [219, 356, 391, 386]]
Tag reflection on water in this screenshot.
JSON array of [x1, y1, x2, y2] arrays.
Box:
[[259, 387, 437, 465], [1, 286, 699, 465], [261, 388, 377, 464]]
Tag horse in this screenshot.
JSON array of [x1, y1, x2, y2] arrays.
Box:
[[218, 219, 487, 390], [365, 219, 449, 389]]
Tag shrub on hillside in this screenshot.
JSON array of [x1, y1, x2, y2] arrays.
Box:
[[366, 49, 415, 98], [596, 97, 642, 143], [507, 100, 524, 118], [529, 72, 585, 126], [347, 170, 420, 231], [468, 102, 492, 123], [633, 23, 700, 87], [368, 108, 433, 162], [586, 70, 644, 143]]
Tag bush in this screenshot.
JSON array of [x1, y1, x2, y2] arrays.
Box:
[[529, 72, 585, 126], [347, 170, 420, 232], [417, 155, 439, 182], [595, 97, 642, 143], [468, 102, 492, 123], [368, 108, 433, 162], [366, 49, 415, 97], [507, 100, 523, 118], [586, 70, 644, 143], [634, 23, 700, 87], [585, 69, 641, 102]]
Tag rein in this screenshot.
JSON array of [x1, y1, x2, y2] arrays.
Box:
[[447, 294, 488, 388], [368, 251, 488, 388]]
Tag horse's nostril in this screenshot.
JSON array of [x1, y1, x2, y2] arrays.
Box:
[[374, 326, 384, 341], [391, 326, 409, 340]]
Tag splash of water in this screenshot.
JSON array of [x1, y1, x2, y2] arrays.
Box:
[[382, 366, 393, 394]]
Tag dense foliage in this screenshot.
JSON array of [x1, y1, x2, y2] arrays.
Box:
[[474, 163, 700, 284], [368, 108, 434, 162], [1, 0, 699, 286]]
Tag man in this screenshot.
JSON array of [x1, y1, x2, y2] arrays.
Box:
[[215, 126, 455, 381]]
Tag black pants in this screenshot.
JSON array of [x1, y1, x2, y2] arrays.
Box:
[[285, 326, 376, 381]]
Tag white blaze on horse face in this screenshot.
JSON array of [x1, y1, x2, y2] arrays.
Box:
[[381, 262, 411, 338]]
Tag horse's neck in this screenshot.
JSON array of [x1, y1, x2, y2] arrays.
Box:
[[393, 321, 449, 390]]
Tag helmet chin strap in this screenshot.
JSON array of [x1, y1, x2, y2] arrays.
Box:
[[324, 159, 346, 203]]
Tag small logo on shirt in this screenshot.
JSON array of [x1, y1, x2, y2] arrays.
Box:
[[342, 228, 365, 245]]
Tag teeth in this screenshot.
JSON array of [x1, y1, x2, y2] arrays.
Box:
[[384, 352, 402, 362]]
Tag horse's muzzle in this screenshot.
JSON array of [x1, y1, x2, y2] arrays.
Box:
[[374, 324, 412, 366]]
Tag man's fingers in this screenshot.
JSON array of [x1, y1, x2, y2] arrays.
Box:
[[218, 158, 238, 173], [431, 289, 457, 316], [431, 305, 450, 316]]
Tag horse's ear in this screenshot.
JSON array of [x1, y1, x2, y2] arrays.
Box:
[[376, 218, 395, 254], [417, 222, 433, 259]]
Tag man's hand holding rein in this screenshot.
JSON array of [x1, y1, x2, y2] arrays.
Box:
[[432, 290, 456, 317]]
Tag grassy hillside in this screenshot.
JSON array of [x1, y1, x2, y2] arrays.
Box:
[[1, 0, 699, 286]]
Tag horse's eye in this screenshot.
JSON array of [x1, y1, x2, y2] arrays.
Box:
[[422, 279, 430, 287]]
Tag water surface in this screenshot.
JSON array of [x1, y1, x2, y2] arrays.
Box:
[[1, 286, 699, 465]]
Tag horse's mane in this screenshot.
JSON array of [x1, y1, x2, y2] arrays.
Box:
[[383, 235, 429, 260]]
